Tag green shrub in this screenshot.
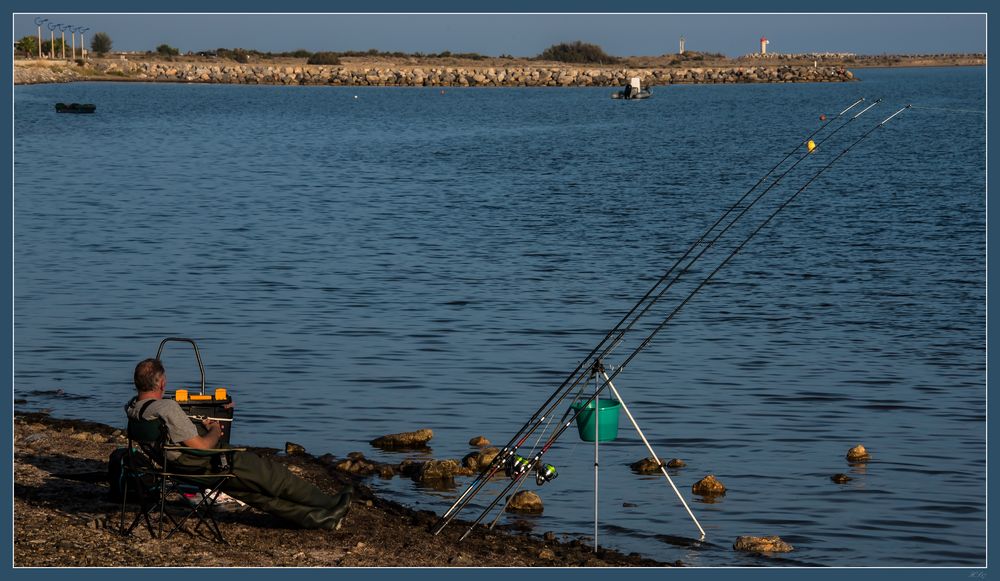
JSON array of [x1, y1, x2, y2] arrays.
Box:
[[91, 32, 112, 56], [156, 44, 180, 57], [537, 41, 619, 64], [307, 51, 341, 65], [15, 35, 38, 58]]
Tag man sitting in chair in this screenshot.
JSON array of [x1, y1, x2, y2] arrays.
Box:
[[126, 358, 353, 530]]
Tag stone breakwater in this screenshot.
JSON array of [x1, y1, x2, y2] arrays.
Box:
[[14, 64, 84, 84], [17, 60, 855, 86]]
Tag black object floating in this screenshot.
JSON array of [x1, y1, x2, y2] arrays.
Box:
[[55, 102, 96, 114]]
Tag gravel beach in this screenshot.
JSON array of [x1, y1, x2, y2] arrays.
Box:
[[12, 412, 673, 568]]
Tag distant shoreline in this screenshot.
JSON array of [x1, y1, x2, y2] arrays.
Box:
[[13, 54, 983, 86]]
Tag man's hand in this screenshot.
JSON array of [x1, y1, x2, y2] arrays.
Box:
[[185, 419, 223, 449]]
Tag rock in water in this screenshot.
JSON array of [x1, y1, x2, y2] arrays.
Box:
[[285, 441, 306, 455], [370, 428, 434, 449], [461, 447, 500, 471], [416, 459, 463, 482], [630, 457, 662, 474], [469, 435, 491, 447], [397, 458, 423, 477], [733, 535, 794, 553], [831, 473, 852, 484], [846, 444, 871, 462], [506, 490, 543, 513], [691, 475, 726, 496], [666, 458, 686, 468]]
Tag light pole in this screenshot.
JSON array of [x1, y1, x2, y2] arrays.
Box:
[[47, 23, 58, 60], [34, 17, 47, 59], [80, 28, 89, 60], [59, 24, 68, 59]]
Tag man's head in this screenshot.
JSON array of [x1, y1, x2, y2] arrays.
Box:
[[134, 358, 165, 394]]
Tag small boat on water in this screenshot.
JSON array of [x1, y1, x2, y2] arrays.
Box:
[[55, 103, 96, 114], [611, 77, 652, 100]]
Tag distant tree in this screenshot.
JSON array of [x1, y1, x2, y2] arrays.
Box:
[[41, 38, 66, 57], [289, 49, 311, 58], [537, 41, 619, 64], [15, 35, 38, 58], [91, 32, 112, 56], [306, 51, 341, 65], [156, 43, 180, 57]]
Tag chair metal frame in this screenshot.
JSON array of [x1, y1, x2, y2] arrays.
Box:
[[118, 409, 246, 543]]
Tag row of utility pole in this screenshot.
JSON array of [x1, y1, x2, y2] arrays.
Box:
[[33, 17, 89, 60]]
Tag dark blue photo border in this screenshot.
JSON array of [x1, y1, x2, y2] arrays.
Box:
[[4, 1, 992, 580]]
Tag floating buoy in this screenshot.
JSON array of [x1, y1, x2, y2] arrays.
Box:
[[440, 90, 446, 95], [353, 95, 359, 99], [807, 139, 816, 153], [819, 114, 826, 121]]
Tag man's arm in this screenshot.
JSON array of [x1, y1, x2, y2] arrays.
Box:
[[181, 419, 223, 449]]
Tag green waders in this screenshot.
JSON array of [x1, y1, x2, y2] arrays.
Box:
[[178, 450, 351, 529]]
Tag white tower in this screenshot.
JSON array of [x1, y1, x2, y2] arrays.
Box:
[[760, 36, 769, 55], [679, 36, 685, 55]]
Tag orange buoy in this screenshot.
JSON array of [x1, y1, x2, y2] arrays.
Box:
[[820, 114, 826, 121]]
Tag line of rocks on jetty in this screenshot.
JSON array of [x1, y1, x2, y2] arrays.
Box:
[[17, 60, 855, 86]]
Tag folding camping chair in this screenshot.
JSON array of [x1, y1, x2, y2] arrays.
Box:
[[118, 402, 246, 543]]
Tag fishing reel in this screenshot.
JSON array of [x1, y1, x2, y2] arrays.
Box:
[[505, 454, 531, 478], [534, 463, 558, 486]]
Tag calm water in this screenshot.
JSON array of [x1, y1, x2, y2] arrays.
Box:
[[14, 68, 985, 567]]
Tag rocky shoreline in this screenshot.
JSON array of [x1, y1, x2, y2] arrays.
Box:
[[13, 412, 672, 567], [14, 59, 855, 86]]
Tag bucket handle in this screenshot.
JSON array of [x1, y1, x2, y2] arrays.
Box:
[[155, 337, 206, 395]]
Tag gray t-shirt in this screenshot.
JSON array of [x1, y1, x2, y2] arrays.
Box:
[[126, 398, 199, 459]]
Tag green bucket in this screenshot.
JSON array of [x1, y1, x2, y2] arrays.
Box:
[[570, 398, 621, 442]]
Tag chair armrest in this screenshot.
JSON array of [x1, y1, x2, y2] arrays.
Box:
[[165, 445, 248, 454]]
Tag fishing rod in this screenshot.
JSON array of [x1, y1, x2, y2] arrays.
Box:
[[535, 98, 875, 425], [433, 97, 867, 534], [547, 98, 880, 411], [432, 97, 867, 534], [455, 103, 911, 541]]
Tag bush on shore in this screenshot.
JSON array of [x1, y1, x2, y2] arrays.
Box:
[[537, 41, 619, 64], [156, 44, 180, 57], [306, 51, 342, 65]]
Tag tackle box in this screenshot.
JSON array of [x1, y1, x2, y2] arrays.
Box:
[[174, 388, 233, 445]]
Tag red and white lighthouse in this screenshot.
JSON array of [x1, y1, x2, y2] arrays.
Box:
[[760, 36, 769, 55]]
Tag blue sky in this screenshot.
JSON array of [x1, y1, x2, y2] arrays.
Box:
[[12, 13, 986, 57]]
